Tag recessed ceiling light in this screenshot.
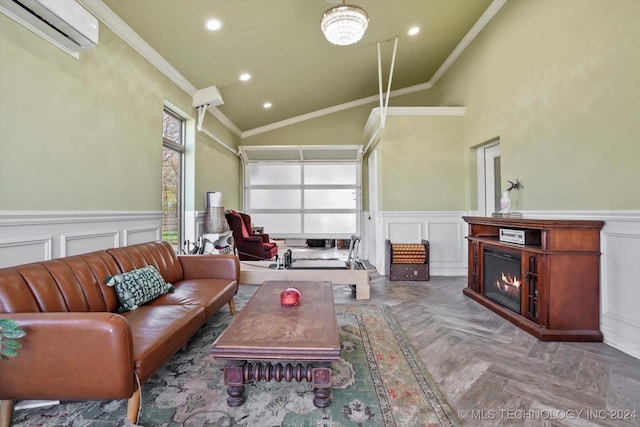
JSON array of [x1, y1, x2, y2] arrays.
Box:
[[263, 102, 272, 109], [205, 19, 222, 31], [408, 26, 420, 36], [239, 73, 251, 82]]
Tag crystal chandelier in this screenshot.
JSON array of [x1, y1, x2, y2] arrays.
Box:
[[320, 1, 369, 46]]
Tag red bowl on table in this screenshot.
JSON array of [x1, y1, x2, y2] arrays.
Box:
[[280, 287, 302, 306]]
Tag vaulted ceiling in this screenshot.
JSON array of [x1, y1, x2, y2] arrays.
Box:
[[95, 0, 496, 135]]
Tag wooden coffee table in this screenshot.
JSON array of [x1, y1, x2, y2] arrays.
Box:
[[211, 280, 341, 408]]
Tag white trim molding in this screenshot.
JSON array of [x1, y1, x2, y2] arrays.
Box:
[[365, 106, 465, 134], [429, 0, 507, 85], [375, 211, 468, 276], [0, 211, 162, 268], [2, 208, 637, 359], [78, 0, 242, 138], [373, 209, 640, 360], [124, 227, 162, 246], [364, 107, 466, 155], [79, 0, 500, 138], [0, 236, 53, 267], [517, 210, 640, 360], [60, 231, 120, 257], [78, 0, 195, 98]]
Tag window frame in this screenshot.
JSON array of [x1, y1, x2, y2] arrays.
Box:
[[244, 160, 361, 239], [162, 108, 186, 252]]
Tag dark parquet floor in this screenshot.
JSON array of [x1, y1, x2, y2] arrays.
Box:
[[236, 243, 640, 427]]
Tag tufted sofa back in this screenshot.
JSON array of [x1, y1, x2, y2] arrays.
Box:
[[0, 251, 121, 313], [106, 241, 183, 284], [0, 241, 183, 314]]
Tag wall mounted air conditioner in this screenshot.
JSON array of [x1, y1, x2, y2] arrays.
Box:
[[0, 0, 98, 55]]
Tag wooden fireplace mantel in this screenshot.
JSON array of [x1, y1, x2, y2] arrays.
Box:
[[462, 216, 604, 342]]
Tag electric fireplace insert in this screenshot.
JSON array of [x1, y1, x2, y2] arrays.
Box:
[[463, 216, 604, 342], [483, 247, 521, 314]]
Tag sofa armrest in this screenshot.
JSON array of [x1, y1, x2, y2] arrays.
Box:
[[178, 253, 240, 284], [0, 312, 136, 401]]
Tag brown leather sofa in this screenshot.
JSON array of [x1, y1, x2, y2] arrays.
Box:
[[0, 240, 240, 426]]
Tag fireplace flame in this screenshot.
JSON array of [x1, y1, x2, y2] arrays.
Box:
[[496, 273, 521, 298], [500, 273, 520, 289]]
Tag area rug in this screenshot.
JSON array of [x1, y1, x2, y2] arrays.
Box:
[[11, 305, 459, 427]]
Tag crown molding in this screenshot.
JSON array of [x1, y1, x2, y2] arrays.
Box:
[[241, 81, 434, 139], [209, 106, 242, 136], [242, 0, 506, 138], [385, 106, 465, 117], [430, 0, 507, 85], [363, 106, 466, 139], [80, 0, 504, 140], [79, 0, 242, 138], [241, 95, 378, 139], [79, 1, 194, 95]]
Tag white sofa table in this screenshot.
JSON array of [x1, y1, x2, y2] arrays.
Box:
[[238, 261, 371, 300]]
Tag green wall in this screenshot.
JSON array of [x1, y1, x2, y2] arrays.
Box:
[[194, 99, 242, 213], [242, 0, 639, 213], [396, 0, 640, 210], [241, 105, 372, 147], [3, 0, 636, 214], [242, 0, 640, 212], [377, 115, 465, 211], [0, 14, 241, 212]]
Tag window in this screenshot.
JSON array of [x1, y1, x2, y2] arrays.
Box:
[[162, 108, 185, 252], [245, 162, 360, 238]]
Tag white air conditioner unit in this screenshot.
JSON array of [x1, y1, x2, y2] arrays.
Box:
[[192, 85, 224, 109], [0, 0, 98, 54]]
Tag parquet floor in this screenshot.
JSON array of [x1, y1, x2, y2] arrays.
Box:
[[237, 243, 640, 427]]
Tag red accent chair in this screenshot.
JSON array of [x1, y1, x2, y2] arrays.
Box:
[[225, 211, 278, 261]]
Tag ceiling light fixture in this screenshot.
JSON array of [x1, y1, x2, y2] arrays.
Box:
[[239, 73, 251, 81], [320, 1, 369, 46], [205, 19, 222, 31], [408, 26, 420, 36]]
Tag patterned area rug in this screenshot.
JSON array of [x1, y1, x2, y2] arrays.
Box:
[[11, 305, 459, 426]]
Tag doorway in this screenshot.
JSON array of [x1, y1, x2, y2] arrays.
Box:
[[368, 150, 379, 269], [477, 142, 501, 216]]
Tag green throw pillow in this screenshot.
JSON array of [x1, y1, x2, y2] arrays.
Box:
[[105, 265, 174, 311]]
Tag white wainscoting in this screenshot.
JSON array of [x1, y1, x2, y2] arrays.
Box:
[[193, 211, 209, 240], [2, 209, 637, 359], [374, 211, 468, 276], [517, 210, 640, 360], [373, 210, 640, 360], [0, 211, 162, 268]]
